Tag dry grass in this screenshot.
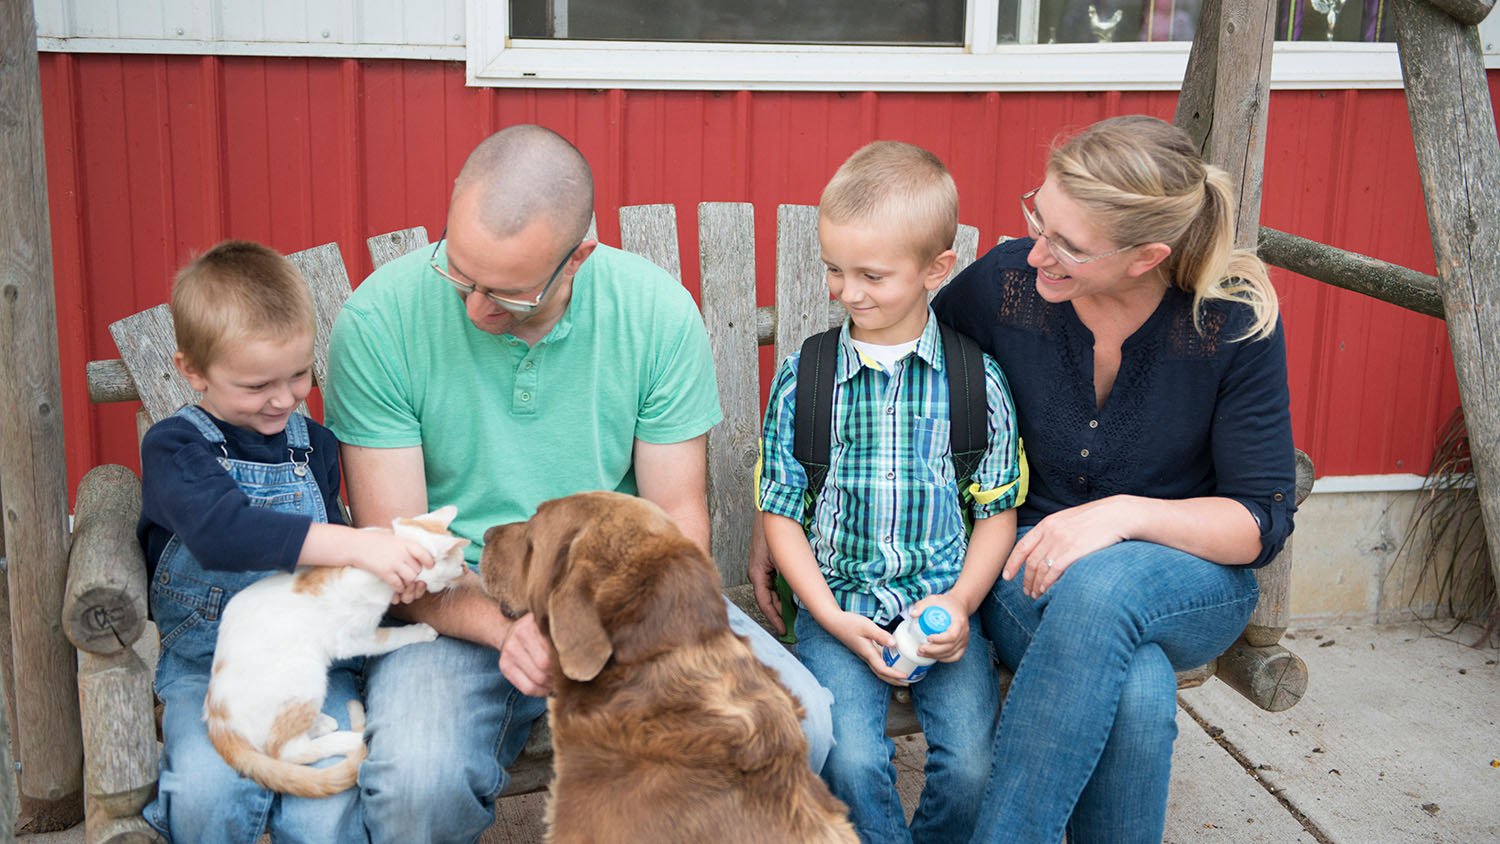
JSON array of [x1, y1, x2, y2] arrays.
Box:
[[1393, 406, 1497, 646]]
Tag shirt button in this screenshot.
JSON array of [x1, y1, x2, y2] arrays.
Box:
[[524, 361, 534, 370], [885, 471, 895, 480], [886, 406, 895, 414], [1088, 419, 1098, 429], [1076, 475, 1086, 484], [885, 536, 893, 544], [1080, 448, 1090, 458], [520, 392, 532, 402], [1273, 492, 1285, 501]]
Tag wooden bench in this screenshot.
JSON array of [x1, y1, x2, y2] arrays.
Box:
[[64, 203, 1312, 843]]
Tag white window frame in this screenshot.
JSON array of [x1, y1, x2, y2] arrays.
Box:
[[467, 0, 1432, 91]]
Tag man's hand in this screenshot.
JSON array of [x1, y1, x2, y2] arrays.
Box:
[[498, 613, 553, 697], [748, 514, 784, 635]]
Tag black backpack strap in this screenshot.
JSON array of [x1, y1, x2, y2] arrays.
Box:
[[938, 322, 989, 489], [792, 328, 842, 499]]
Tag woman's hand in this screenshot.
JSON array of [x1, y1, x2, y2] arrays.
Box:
[[1003, 495, 1141, 598], [909, 594, 970, 663], [822, 611, 910, 686]]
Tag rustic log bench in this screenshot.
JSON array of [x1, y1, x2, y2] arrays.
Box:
[[64, 203, 1312, 843]]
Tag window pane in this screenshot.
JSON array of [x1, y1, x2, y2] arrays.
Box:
[[1018, 1, 1394, 44], [510, 0, 966, 46]]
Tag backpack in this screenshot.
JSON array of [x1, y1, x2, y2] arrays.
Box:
[[772, 322, 989, 641]]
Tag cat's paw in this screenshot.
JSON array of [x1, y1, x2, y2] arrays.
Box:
[[409, 623, 438, 642]]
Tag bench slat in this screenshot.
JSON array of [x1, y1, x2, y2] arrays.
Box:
[[287, 242, 353, 395], [773, 205, 829, 364], [619, 204, 683, 283], [367, 226, 430, 271], [107, 305, 195, 425], [953, 223, 979, 277], [699, 203, 758, 587]]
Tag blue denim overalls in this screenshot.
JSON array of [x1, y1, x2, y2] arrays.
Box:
[[144, 405, 364, 844], [150, 405, 325, 687]]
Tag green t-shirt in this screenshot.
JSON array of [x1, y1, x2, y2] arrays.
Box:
[[325, 244, 723, 563]]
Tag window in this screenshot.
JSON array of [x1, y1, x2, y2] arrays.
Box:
[[470, 0, 1409, 89]]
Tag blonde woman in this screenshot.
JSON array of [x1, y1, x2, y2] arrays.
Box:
[[931, 115, 1296, 843]]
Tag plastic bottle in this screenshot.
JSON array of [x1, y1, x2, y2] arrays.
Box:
[[881, 606, 952, 682]]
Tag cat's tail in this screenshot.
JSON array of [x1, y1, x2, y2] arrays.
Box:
[[206, 697, 369, 798]]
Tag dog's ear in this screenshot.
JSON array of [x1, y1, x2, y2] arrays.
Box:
[[547, 554, 612, 682]]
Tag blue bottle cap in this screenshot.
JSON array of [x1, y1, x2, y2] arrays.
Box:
[[917, 607, 951, 636]]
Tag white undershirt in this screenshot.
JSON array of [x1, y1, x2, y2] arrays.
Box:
[[850, 338, 919, 373]]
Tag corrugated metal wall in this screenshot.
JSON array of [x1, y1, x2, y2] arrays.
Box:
[[39, 54, 1469, 496]]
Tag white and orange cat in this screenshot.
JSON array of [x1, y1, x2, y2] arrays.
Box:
[[204, 505, 470, 797]]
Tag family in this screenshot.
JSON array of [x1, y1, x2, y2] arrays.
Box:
[[136, 116, 1297, 844]]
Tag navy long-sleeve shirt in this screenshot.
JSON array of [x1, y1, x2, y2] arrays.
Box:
[[932, 238, 1296, 568], [137, 409, 346, 578]]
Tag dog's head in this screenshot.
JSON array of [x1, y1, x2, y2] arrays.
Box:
[[480, 491, 726, 684]]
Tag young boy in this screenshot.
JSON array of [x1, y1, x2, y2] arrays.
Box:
[[758, 142, 1025, 844], [138, 241, 434, 844]]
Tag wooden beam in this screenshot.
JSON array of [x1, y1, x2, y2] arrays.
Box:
[[1394, 0, 1500, 607], [1258, 227, 1445, 319], [1421, 0, 1496, 26], [0, 0, 84, 830]]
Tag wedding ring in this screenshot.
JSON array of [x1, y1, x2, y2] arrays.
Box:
[[1043, 558, 1056, 569]]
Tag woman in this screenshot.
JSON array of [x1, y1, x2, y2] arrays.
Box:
[[930, 115, 1296, 843]]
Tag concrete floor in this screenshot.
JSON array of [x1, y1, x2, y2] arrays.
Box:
[[23, 621, 1498, 843]]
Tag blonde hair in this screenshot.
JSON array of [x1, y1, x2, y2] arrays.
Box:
[[171, 240, 315, 370], [1048, 115, 1279, 340], [819, 141, 958, 263]]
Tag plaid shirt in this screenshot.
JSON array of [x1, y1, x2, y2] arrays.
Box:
[[758, 313, 1026, 625]]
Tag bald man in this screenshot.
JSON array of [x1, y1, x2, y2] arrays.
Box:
[[325, 125, 834, 844]]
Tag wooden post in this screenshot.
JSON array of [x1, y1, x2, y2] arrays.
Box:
[[1173, 0, 1309, 709], [1198, 0, 1276, 250], [0, 0, 84, 831], [1393, 0, 1500, 599], [1173, 0, 1222, 150]]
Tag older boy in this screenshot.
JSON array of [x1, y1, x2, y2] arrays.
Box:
[[138, 241, 434, 843], [758, 142, 1025, 843]]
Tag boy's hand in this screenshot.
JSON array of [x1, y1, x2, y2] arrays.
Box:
[[823, 611, 910, 686], [350, 530, 434, 592], [910, 594, 970, 663], [748, 516, 784, 635]]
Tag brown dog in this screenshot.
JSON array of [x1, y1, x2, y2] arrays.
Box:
[[480, 491, 857, 844]]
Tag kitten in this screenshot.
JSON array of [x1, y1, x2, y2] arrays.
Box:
[[203, 505, 470, 797]]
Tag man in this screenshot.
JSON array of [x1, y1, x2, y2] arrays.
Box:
[[326, 124, 833, 844]]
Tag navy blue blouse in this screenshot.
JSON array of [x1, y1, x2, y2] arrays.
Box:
[[931, 238, 1295, 568], [137, 410, 346, 578]]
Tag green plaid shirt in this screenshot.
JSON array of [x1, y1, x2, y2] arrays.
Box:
[[758, 313, 1026, 625]]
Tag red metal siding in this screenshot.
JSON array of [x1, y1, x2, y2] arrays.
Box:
[[39, 54, 1472, 498]]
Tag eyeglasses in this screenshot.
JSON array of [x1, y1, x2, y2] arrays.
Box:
[[428, 227, 580, 316], [1019, 188, 1140, 266]]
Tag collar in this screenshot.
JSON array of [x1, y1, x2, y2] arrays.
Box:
[[834, 308, 943, 384]]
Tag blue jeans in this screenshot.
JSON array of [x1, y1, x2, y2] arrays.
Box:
[[796, 608, 998, 844], [146, 666, 366, 844], [358, 597, 834, 844], [969, 537, 1258, 844]]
